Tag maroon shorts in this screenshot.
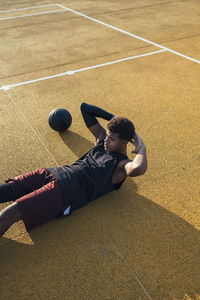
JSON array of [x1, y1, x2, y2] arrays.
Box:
[[5, 168, 68, 231]]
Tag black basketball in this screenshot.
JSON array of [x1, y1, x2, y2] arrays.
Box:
[[48, 108, 72, 131]]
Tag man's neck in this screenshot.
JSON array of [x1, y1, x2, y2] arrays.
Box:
[[117, 146, 127, 156]]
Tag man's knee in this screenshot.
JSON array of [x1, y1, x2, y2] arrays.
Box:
[[0, 202, 22, 224]]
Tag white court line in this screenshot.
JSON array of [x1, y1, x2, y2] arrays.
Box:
[[0, 3, 199, 90], [0, 4, 56, 13], [0, 50, 166, 90], [56, 3, 200, 64], [92, 216, 153, 300], [0, 9, 66, 21], [71, 49, 166, 73], [0, 77, 59, 167]]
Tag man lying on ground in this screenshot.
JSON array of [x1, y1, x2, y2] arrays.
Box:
[[0, 102, 147, 236]]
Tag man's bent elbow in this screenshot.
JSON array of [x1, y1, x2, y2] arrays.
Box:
[[140, 162, 148, 175], [130, 164, 147, 177]]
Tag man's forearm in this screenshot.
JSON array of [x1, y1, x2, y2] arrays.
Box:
[[130, 146, 147, 176], [80, 102, 114, 128]]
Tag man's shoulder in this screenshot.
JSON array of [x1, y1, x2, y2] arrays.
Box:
[[116, 158, 132, 172], [95, 138, 104, 146], [112, 159, 132, 185]]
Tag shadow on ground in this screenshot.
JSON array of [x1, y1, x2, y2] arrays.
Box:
[[0, 180, 199, 299], [59, 130, 95, 158]]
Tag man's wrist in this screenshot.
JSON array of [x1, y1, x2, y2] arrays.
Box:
[[137, 145, 146, 154]]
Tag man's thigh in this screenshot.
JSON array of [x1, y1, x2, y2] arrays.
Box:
[[16, 180, 67, 231], [5, 168, 55, 199]]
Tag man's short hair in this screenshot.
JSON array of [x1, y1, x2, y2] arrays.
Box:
[[107, 116, 135, 142]]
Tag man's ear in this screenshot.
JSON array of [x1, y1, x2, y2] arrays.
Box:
[[122, 139, 128, 145]]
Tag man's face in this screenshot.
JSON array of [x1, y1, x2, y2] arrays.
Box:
[[104, 130, 127, 152]]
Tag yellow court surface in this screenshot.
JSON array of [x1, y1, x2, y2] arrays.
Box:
[[0, 0, 200, 299]]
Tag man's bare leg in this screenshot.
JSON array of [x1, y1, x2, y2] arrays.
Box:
[[0, 202, 22, 237]]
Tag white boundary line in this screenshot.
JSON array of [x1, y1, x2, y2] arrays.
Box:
[[0, 3, 199, 90], [92, 216, 153, 300], [0, 4, 57, 13], [69, 49, 166, 73], [0, 79, 59, 167], [0, 50, 166, 90], [0, 9, 66, 21], [56, 3, 200, 64]]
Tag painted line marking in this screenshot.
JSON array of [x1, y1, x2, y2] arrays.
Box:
[[72, 49, 166, 73], [0, 4, 57, 13], [90, 215, 153, 300], [0, 9, 66, 21], [56, 3, 200, 64], [1, 81, 59, 167], [0, 50, 166, 90], [0, 3, 199, 91]]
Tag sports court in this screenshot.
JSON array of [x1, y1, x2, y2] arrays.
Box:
[[0, 0, 199, 299]]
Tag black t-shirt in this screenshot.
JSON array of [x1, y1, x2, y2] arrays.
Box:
[[47, 139, 128, 213]]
